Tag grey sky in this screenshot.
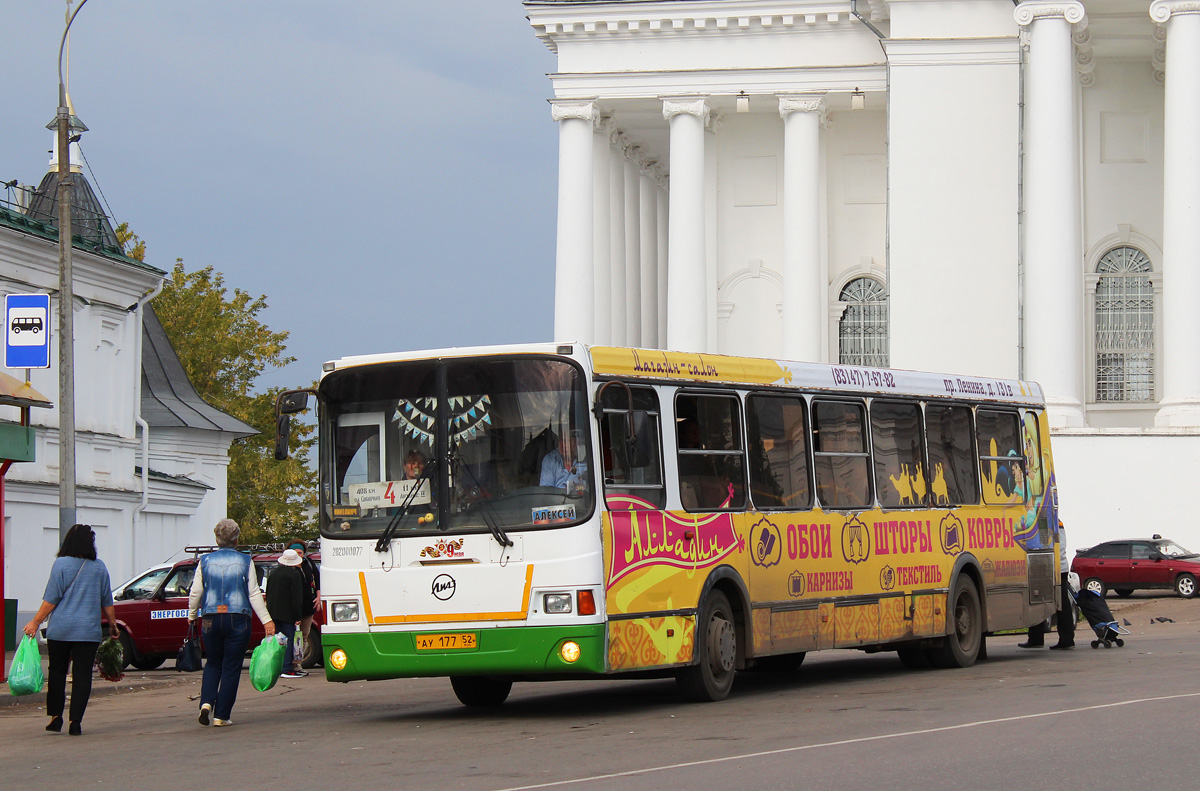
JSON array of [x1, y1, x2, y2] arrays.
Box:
[[2, 1, 560, 388]]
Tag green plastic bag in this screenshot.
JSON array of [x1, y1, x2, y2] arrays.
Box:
[[7, 635, 45, 696], [249, 634, 286, 692]]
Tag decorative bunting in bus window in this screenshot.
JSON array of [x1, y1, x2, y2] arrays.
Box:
[[393, 395, 492, 448]]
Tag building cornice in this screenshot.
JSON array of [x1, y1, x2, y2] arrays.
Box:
[[528, 1, 871, 53]]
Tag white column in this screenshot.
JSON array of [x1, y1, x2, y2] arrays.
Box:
[[609, 131, 627, 346], [550, 99, 596, 343], [624, 152, 642, 347], [778, 94, 825, 362], [592, 116, 613, 345], [663, 96, 709, 352], [1015, 2, 1086, 427], [640, 163, 659, 348], [1151, 1, 1200, 426], [657, 177, 669, 348]]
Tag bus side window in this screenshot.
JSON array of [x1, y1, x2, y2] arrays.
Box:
[[871, 400, 926, 508], [977, 409, 1024, 504], [924, 405, 978, 505], [598, 384, 665, 509], [746, 395, 810, 510], [812, 400, 871, 509], [676, 393, 746, 511]]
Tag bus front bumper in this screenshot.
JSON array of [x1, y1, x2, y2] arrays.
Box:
[[322, 624, 606, 681]]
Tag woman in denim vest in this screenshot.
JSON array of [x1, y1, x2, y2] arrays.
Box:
[[187, 519, 274, 727]]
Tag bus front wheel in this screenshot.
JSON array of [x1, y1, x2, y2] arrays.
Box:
[[930, 576, 982, 669], [450, 676, 512, 707], [677, 591, 738, 702]]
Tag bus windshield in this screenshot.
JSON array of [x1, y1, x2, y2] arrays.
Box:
[[319, 356, 594, 538]]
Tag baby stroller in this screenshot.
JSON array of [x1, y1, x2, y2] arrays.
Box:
[[1069, 574, 1130, 649]]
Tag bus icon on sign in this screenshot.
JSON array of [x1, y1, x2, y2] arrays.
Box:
[[11, 316, 42, 334], [8, 308, 48, 346]]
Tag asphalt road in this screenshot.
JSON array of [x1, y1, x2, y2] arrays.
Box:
[[1, 593, 1196, 791]]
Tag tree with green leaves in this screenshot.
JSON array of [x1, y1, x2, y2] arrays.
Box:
[[117, 223, 316, 543]]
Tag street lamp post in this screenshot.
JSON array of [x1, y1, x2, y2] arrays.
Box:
[[56, 0, 89, 539]]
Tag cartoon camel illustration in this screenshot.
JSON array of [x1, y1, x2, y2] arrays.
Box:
[[931, 463, 950, 505], [912, 462, 928, 504], [888, 465, 914, 505]]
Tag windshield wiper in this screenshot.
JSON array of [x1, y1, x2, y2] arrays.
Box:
[[373, 459, 436, 553], [453, 455, 513, 548]]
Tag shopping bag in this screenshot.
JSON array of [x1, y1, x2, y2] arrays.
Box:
[[249, 634, 287, 692], [7, 635, 45, 696], [175, 622, 203, 672], [294, 630, 305, 664]]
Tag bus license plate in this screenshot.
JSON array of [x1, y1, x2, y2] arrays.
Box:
[[415, 632, 478, 651]]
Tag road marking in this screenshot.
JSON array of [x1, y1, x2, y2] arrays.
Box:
[[490, 691, 1200, 791]]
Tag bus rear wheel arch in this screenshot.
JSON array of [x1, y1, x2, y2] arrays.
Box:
[[677, 590, 738, 702]]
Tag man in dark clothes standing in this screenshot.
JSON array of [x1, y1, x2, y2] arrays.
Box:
[[267, 549, 306, 679], [289, 541, 320, 657]]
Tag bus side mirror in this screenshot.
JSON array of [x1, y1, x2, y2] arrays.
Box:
[[628, 411, 653, 468], [278, 391, 309, 414], [275, 414, 292, 461]]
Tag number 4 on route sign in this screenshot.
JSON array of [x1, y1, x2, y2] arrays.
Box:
[[5, 293, 51, 369]]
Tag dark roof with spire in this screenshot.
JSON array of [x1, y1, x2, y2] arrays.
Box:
[[23, 169, 122, 252], [141, 303, 257, 438]]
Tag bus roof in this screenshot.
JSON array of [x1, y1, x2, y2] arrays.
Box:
[[323, 342, 1044, 407]]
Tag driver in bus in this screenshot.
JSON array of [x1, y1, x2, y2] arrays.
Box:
[[539, 430, 588, 493], [404, 450, 427, 480]]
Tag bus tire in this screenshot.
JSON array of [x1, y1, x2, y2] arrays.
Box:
[[676, 591, 738, 702], [450, 676, 512, 707], [930, 576, 982, 669], [301, 627, 323, 669]]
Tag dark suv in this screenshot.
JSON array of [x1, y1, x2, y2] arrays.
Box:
[[105, 545, 323, 670], [1071, 536, 1200, 599]]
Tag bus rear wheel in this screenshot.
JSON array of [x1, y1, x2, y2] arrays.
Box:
[[677, 591, 738, 702], [450, 676, 512, 707], [930, 576, 982, 669]]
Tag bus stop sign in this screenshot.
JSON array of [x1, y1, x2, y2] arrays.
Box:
[[5, 293, 51, 369]]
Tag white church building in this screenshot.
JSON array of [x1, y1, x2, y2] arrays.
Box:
[[527, 0, 1200, 555], [1, 129, 254, 624]]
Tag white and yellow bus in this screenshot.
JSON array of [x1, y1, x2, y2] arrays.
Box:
[[275, 343, 1061, 705]]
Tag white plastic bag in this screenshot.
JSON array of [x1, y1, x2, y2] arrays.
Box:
[[294, 629, 305, 663]]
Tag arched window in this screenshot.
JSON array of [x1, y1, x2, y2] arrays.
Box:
[[1094, 246, 1154, 402], [838, 277, 888, 367]]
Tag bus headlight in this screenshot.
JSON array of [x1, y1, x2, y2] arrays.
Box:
[[543, 593, 572, 614], [559, 641, 581, 663], [332, 602, 360, 622], [330, 648, 348, 671]]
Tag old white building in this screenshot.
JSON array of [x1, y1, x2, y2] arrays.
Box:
[[527, 0, 1200, 555], [1, 133, 253, 622]]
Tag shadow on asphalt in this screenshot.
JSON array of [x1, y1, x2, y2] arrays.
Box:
[[367, 642, 1036, 723]]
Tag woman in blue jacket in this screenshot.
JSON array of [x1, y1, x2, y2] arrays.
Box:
[[23, 524, 120, 735], [187, 519, 274, 727]]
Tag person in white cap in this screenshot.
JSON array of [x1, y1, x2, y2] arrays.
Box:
[[267, 548, 306, 678]]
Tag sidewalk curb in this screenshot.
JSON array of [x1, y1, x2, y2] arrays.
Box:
[[1, 672, 200, 708]]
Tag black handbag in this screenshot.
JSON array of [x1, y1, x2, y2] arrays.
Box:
[[175, 621, 203, 672]]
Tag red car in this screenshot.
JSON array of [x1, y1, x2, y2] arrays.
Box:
[[1070, 536, 1199, 599], [105, 546, 323, 670]]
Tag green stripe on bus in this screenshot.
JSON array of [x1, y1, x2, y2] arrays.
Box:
[[322, 624, 607, 680]]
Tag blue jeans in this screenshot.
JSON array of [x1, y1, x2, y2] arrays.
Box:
[[199, 613, 251, 720], [278, 622, 297, 674]]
